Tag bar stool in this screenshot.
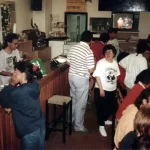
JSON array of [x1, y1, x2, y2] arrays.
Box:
[[46, 95, 72, 144]]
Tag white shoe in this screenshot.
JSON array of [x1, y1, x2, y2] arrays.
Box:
[[105, 120, 112, 125], [99, 126, 107, 137]]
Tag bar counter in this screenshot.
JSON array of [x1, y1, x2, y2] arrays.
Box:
[[0, 62, 70, 150]]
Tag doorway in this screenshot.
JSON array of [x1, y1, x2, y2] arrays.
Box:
[[65, 12, 87, 42]]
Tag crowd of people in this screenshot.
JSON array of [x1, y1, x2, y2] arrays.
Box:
[[0, 29, 150, 149], [67, 28, 150, 149]]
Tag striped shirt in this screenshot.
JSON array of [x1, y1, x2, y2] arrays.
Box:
[[67, 42, 95, 77]]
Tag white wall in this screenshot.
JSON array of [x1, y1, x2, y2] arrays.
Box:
[[15, 0, 32, 33], [51, 0, 111, 30], [139, 12, 150, 39], [51, 0, 150, 39]]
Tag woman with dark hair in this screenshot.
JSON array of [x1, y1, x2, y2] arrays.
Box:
[[93, 44, 120, 137], [114, 88, 150, 149], [0, 61, 45, 150], [116, 69, 150, 120]]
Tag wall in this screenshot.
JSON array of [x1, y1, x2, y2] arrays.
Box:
[[51, 0, 150, 39], [139, 12, 150, 39], [51, 0, 111, 30], [33, 0, 52, 36], [15, 0, 32, 33]]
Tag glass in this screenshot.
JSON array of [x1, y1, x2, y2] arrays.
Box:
[[105, 51, 113, 55], [19, 51, 23, 58]]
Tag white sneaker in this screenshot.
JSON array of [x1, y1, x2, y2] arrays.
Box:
[[99, 126, 107, 137], [105, 120, 112, 125]]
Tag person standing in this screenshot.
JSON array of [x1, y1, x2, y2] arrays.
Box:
[[119, 41, 148, 91], [0, 33, 20, 85], [93, 44, 120, 137], [107, 28, 119, 60], [67, 30, 95, 132], [0, 61, 45, 150]]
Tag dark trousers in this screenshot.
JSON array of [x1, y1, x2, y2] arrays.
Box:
[[94, 88, 118, 126]]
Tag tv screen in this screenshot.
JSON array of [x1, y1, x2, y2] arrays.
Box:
[[31, 0, 42, 11], [113, 13, 133, 29], [98, 0, 150, 12]]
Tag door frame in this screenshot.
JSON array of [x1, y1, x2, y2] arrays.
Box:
[[64, 12, 88, 35]]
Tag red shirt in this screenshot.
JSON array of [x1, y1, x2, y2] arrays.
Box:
[[90, 41, 104, 63], [117, 65, 126, 90], [116, 83, 144, 119]]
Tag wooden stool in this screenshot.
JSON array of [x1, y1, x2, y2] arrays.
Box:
[[46, 95, 72, 144]]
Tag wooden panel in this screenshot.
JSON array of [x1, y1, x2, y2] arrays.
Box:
[[0, 64, 70, 150]]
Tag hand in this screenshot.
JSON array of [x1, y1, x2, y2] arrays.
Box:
[[4, 108, 11, 113], [100, 89, 105, 97]]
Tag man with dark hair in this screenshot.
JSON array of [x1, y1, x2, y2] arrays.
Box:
[[0, 33, 20, 85], [67, 30, 95, 132], [119, 41, 148, 91]]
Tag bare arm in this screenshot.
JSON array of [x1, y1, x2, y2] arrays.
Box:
[[0, 71, 12, 76], [96, 76, 105, 97]]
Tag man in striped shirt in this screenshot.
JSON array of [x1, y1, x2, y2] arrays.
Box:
[[67, 30, 95, 132]]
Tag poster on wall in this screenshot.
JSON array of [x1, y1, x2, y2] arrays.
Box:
[[66, 0, 87, 12]]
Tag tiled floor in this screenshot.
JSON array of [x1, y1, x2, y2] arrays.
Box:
[[45, 105, 113, 150]]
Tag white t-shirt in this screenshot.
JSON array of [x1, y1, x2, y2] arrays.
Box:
[[0, 49, 20, 85], [93, 58, 120, 91], [107, 38, 119, 60], [119, 53, 148, 89]]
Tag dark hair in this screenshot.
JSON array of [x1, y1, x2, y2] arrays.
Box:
[[102, 44, 117, 57], [117, 52, 129, 63], [14, 61, 42, 82], [136, 41, 148, 54], [80, 30, 93, 43], [134, 69, 150, 84], [134, 88, 150, 109], [3, 33, 18, 49], [137, 135, 150, 150], [99, 32, 109, 43], [108, 28, 118, 34]]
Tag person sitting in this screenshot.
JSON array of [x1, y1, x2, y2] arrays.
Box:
[[116, 69, 150, 120], [119, 106, 150, 149], [0, 61, 45, 150], [114, 88, 150, 149]]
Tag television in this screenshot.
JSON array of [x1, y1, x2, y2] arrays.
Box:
[[31, 0, 42, 11], [98, 0, 150, 12], [113, 13, 134, 29]]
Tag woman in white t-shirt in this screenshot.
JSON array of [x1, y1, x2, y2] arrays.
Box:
[[93, 44, 120, 137]]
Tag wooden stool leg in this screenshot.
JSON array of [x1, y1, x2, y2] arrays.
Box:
[[63, 103, 66, 144], [69, 100, 72, 135], [45, 100, 49, 140], [53, 104, 57, 128]]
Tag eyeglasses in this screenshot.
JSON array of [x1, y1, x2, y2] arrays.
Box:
[[105, 50, 114, 55]]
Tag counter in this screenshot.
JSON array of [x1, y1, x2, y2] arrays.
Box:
[[0, 63, 70, 150]]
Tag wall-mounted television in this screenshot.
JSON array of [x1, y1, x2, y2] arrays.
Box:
[[113, 13, 133, 29], [112, 12, 140, 31], [98, 0, 150, 12]]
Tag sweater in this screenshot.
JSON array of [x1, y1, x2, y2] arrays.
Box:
[[116, 83, 144, 119], [0, 81, 45, 137], [114, 104, 138, 148]]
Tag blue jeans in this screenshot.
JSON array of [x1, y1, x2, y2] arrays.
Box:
[[22, 124, 45, 150]]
